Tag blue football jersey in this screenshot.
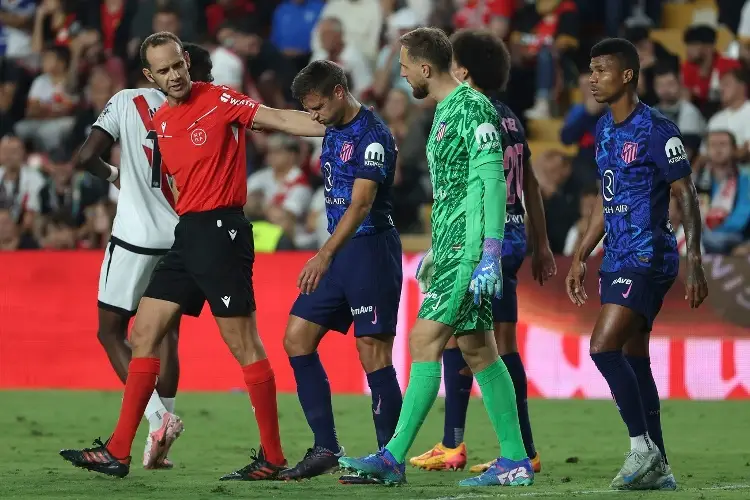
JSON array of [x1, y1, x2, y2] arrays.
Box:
[[319, 106, 397, 236], [490, 98, 529, 257], [595, 102, 692, 275]]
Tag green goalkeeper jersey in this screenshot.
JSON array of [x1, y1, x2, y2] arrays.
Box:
[[426, 83, 504, 262]]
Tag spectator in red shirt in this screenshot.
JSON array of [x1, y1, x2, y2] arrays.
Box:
[[453, 0, 516, 39], [681, 24, 741, 117], [510, 0, 580, 119]]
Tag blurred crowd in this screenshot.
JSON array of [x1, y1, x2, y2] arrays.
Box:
[[0, 0, 749, 256]]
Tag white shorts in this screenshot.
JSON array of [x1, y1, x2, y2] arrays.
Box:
[[97, 237, 168, 316]]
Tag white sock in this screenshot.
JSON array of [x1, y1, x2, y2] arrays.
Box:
[[160, 397, 175, 414], [144, 390, 168, 432], [630, 434, 654, 453]]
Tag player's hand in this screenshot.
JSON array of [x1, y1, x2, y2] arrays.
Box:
[[297, 251, 332, 295], [531, 244, 557, 286], [415, 247, 435, 293], [685, 255, 708, 309], [566, 259, 587, 306], [469, 238, 503, 305]]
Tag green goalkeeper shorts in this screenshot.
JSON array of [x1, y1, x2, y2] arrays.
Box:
[[418, 259, 493, 333]]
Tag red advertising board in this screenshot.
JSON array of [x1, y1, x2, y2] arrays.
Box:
[[1, 252, 748, 399]]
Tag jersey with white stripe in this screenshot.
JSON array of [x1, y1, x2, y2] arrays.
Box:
[[93, 88, 177, 249]]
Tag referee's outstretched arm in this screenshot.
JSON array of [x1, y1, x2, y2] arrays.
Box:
[[252, 105, 327, 138]]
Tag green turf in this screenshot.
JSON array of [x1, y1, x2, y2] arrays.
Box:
[[0, 391, 748, 499]]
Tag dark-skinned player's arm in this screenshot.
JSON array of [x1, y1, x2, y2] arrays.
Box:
[[566, 191, 604, 307], [297, 178, 378, 294], [74, 92, 124, 187], [653, 120, 708, 309], [521, 155, 556, 285], [211, 85, 326, 137], [74, 128, 119, 185], [670, 176, 708, 308]]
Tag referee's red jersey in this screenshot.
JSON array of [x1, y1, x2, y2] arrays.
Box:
[[152, 82, 260, 215]]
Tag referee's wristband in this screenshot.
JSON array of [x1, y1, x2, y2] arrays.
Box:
[[106, 164, 119, 183]]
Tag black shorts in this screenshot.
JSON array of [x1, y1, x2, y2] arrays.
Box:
[[143, 207, 256, 317]]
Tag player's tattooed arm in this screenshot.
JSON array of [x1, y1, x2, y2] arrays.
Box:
[[670, 176, 708, 308], [522, 160, 556, 285], [74, 128, 119, 185], [566, 192, 604, 306], [297, 179, 378, 295], [252, 106, 327, 137]]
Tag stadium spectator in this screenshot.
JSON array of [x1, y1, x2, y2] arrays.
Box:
[[653, 64, 706, 158], [30, 0, 79, 53], [560, 71, 604, 184], [372, 8, 419, 103], [39, 210, 77, 249], [562, 182, 602, 257], [310, 16, 372, 99], [67, 28, 126, 93], [205, 0, 256, 37], [0, 57, 27, 137], [130, 0, 199, 46], [78, 0, 136, 61], [270, 0, 324, 74], [68, 65, 117, 156], [453, 0, 516, 39], [706, 68, 750, 156], [511, 0, 580, 119], [305, 187, 329, 249], [313, 0, 383, 64], [0, 134, 44, 234], [0, 206, 38, 250], [533, 149, 578, 254], [0, 0, 36, 60], [151, 4, 182, 38], [696, 130, 750, 255], [682, 24, 741, 117], [38, 147, 106, 232], [245, 133, 314, 249], [14, 44, 77, 152], [624, 25, 679, 107]]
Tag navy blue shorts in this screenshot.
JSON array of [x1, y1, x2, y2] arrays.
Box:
[[492, 246, 526, 324], [290, 228, 402, 337], [599, 269, 676, 332]]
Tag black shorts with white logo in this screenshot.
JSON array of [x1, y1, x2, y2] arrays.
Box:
[[143, 207, 256, 317]]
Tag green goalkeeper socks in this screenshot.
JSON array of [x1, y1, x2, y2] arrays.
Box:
[[385, 362, 442, 463], [475, 357, 527, 461]]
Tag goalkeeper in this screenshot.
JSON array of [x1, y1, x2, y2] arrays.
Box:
[[337, 26, 534, 488]]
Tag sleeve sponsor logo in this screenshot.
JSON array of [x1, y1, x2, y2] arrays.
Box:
[[219, 92, 257, 108], [364, 142, 385, 168], [475, 123, 501, 151], [665, 137, 687, 164]]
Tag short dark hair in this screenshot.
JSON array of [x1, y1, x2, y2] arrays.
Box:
[[722, 67, 750, 87], [653, 62, 679, 79], [155, 1, 180, 17], [184, 42, 213, 83], [590, 37, 640, 89], [44, 44, 71, 70], [400, 27, 453, 73], [450, 29, 510, 92], [291, 60, 349, 100], [683, 24, 716, 45], [708, 129, 737, 147], [140, 31, 184, 69]]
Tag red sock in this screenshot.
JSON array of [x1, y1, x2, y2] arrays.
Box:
[[242, 359, 285, 466], [107, 357, 160, 459]]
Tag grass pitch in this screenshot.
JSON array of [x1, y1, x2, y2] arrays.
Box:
[[1, 391, 748, 499]]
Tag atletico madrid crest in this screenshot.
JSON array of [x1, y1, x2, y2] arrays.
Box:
[[435, 122, 447, 142], [340, 142, 353, 162]]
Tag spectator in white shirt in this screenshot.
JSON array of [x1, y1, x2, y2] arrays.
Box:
[[14, 45, 77, 152], [0, 134, 45, 235], [707, 68, 750, 155], [653, 64, 706, 158], [245, 133, 315, 249], [312, 0, 382, 64], [310, 16, 373, 98]]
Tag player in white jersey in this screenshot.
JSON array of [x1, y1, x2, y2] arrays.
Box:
[[73, 43, 214, 469]]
